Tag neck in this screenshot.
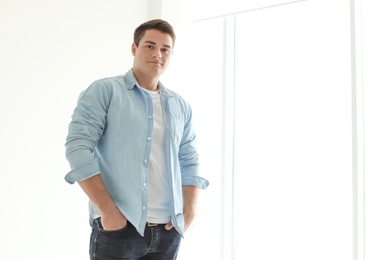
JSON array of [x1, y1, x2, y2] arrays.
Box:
[[132, 68, 159, 91]]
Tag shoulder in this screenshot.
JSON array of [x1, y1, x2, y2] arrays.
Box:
[[163, 87, 190, 105], [165, 88, 192, 110], [161, 88, 194, 122], [77, 75, 126, 107], [82, 74, 126, 96], [90, 74, 126, 90]]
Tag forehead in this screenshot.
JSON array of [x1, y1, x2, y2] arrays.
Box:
[[140, 29, 173, 47]]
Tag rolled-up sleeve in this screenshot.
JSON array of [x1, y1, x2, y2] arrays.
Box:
[[179, 105, 209, 190], [64, 81, 111, 184], [182, 175, 209, 189]]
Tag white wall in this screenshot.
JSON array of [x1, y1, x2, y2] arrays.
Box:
[[0, 1, 148, 259]]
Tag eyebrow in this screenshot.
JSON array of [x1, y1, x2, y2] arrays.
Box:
[[144, 40, 172, 49]]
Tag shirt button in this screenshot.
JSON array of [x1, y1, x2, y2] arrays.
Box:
[[142, 206, 146, 210], [144, 160, 147, 164], [147, 137, 151, 141], [143, 183, 146, 186], [148, 115, 152, 119]]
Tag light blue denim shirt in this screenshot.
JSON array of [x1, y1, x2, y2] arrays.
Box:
[[65, 69, 209, 237]]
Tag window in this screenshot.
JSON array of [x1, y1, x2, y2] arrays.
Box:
[[161, 0, 390, 259], [233, 1, 352, 259]]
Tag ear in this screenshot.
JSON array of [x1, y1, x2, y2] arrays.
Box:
[[131, 43, 137, 56]]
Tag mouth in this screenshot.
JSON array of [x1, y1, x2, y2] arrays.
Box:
[[149, 61, 163, 65]]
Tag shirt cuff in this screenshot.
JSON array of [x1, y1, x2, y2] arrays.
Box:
[[182, 176, 209, 189], [64, 158, 101, 184]]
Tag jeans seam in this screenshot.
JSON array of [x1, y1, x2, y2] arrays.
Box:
[[92, 219, 99, 260], [146, 227, 154, 254]]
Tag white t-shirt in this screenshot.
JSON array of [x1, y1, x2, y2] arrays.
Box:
[[143, 88, 171, 224]]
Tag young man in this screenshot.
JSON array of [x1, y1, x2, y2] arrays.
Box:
[[65, 19, 209, 260]]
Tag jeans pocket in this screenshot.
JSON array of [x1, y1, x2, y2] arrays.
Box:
[[97, 217, 129, 235]]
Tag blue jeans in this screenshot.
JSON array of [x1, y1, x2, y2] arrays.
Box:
[[89, 218, 181, 260]]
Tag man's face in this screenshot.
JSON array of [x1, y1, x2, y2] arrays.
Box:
[[132, 29, 173, 80]]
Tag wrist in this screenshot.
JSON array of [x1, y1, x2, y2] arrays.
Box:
[[100, 202, 121, 217]]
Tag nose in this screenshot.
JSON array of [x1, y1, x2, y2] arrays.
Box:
[[152, 50, 162, 59]]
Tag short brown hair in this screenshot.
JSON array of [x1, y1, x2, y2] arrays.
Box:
[[133, 19, 176, 47]]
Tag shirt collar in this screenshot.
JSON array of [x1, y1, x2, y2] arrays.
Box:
[[124, 69, 167, 94], [124, 69, 138, 90]]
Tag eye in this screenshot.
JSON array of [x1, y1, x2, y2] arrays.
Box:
[[162, 48, 171, 54], [146, 45, 154, 49]]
